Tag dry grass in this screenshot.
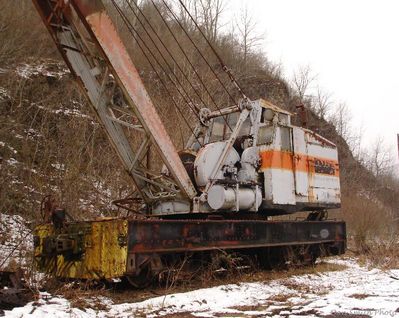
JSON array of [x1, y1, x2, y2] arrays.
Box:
[[267, 293, 292, 303], [355, 240, 399, 270], [159, 313, 197, 318], [49, 282, 111, 311], [245, 260, 347, 284], [348, 293, 372, 300], [232, 304, 269, 312]]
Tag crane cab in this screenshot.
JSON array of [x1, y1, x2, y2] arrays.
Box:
[[184, 99, 341, 216], [255, 100, 341, 214]]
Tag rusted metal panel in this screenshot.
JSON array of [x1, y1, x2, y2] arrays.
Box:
[[304, 130, 340, 204], [34, 219, 128, 280], [127, 219, 346, 254]]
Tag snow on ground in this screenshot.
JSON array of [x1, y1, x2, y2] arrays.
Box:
[[0, 214, 32, 269], [3, 257, 399, 318], [0, 87, 10, 100], [15, 62, 69, 80]]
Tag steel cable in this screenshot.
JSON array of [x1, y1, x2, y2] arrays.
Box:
[[126, 0, 209, 113], [111, 0, 200, 120], [111, 0, 202, 146], [133, 0, 228, 120], [158, 0, 238, 131], [177, 0, 248, 101], [124, 2, 203, 114], [161, 0, 239, 106]]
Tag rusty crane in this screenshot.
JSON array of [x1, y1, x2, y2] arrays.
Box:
[[32, 0, 346, 286]]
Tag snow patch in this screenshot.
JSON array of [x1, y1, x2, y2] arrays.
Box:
[[0, 141, 18, 154], [53, 107, 91, 120], [34, 103, 93, 121], [25, 128, 43, 140], [0, 213, 32, 269], [51, 163, 65, 171], [5, 158, 19, 166], [0, 86, 10, 100], [16, 62, 69, 80]]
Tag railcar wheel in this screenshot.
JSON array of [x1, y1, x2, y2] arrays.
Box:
[[258, 247, 285, 269], [126, 265, 153, 289]]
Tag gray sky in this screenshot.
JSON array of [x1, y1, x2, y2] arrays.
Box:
[[227, 0, 398, 165]]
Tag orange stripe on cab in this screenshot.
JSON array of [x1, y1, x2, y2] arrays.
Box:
[[260, 150, 340, 177], [260, 150, 294, 170]]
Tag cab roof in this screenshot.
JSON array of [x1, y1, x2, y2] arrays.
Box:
[[257, 99, 292, 116]]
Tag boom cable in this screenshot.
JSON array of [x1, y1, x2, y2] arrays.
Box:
[[124, 1, 203, 114], [110, 0, 203, 146], [126, 0, 209, 112], [161, 0, 239, 106], [159, 0, 242, 132], [177, 0, 248, 101], [113, 0, 245, 137], [148, 0, 231, 130], [111, 0, 200, 119]]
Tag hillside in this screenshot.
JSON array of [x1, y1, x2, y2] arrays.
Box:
[[0, 0, 398, 244]]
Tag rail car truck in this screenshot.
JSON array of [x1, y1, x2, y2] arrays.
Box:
[[32, 0, 346, 286]]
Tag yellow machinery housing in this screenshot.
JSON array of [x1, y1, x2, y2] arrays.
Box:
[[34, 219, 128, 280]]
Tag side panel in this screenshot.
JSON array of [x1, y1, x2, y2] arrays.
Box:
[[92, 220, 128, 278], [260, 127, 296, 205], [126, 219, 346, 254], [292, 127, 309, 197], [292, 128, 341, 205], [305, 131, 341, 204], [259, 125, 341, 213]]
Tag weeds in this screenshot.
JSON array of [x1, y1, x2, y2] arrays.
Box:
[[354, 239, 399, 269], [54, 282, 110, 311]]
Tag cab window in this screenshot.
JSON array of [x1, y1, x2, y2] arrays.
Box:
[[209, 117, 225, 142], [209, 113, 251, 143]]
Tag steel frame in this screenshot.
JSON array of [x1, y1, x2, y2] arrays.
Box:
[[127, 219, 346, 254], [125, 219, 346, 274]]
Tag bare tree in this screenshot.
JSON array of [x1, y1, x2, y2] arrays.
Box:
[[198, 0, 225, 42], [329, 102, 352, 141], [176, 0, 198, 32], [350, 121, 366, 162], [178, 0, 225, 42], [313, 87, 332, 120], [121, 0, 140, 28], [367, 136, 393, 178], [236, 5, 262, 65], [291, 65, 317, 101]]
